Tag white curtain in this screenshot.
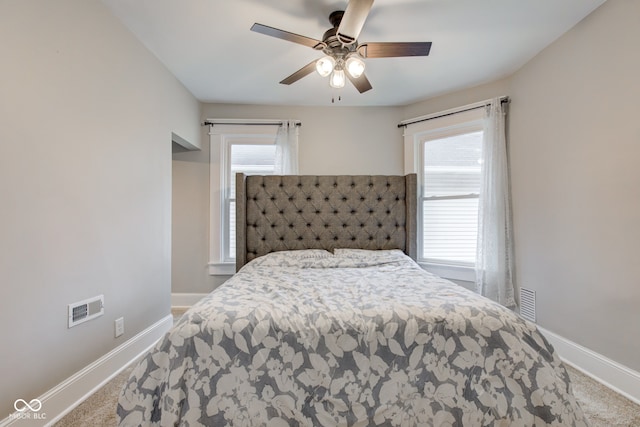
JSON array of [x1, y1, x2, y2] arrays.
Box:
[[475, 98, 516, 307], [274, 121, 299, 175]]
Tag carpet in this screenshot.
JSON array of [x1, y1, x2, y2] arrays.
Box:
[[565, 364, 640, 426]]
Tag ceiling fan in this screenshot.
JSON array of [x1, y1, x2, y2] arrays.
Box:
[[250, 0, 432, 94]]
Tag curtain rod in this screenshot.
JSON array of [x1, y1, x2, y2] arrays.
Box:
[[397, 96, 509, 128], [202, 120, 302, 127]]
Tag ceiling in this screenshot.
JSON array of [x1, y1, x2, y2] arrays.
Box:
[[101, 0, 606, 107]]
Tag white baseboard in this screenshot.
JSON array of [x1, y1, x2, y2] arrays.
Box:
[[171, 292, 208, 309], [0, 314, 173, 427], [539, 326, 640, 405]]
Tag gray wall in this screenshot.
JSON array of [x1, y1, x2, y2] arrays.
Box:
[[202, 104, 404, 175], [172, 137, 214, 293], [0, 0, 199, 415], [507, 0, 640, 371]]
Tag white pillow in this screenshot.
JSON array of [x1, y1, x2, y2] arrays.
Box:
[[247, 249, 334, 268], [332, 248, 407, 262]]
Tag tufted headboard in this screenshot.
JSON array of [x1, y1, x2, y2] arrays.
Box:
[[235, 173, 417, 271]]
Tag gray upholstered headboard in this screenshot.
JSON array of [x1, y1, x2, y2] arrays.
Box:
[[235, 174, 417, 271]]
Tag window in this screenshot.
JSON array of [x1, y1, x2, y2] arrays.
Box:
[[403, 107, 484, 281], [226, 142, 277, 259], [209, 124, 280, 275], [421, 130, 482, 265]]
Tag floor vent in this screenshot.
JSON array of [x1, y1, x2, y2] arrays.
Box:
[[519, 287, 536, 323], [68, 295, 104, 328]]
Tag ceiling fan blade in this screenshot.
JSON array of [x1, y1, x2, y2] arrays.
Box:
[[337, 0, 374, 45], [251, 23, 325, 50], [358, 42, 432, 58], [280, 60, 318, 85], [347, 72, 373, 93]]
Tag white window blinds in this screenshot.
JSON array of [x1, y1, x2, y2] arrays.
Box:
[[422, 131, 482, 265], [227, 143, 277, 259]]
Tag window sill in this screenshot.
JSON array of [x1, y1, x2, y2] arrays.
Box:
[[418, 262, 476, 283], [208, 262, 235, 276]]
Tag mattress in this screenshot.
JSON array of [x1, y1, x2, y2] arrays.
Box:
[[117, 249, 587, 426]]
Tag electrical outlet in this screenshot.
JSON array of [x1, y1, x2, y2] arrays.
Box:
[[115, 317, 124, 338]]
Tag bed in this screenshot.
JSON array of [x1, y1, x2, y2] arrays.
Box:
[[117, 174, 587, 426]]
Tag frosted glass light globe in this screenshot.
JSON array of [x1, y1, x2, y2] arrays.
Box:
[[329, 69, 346, 88], [316, 56, 335, 77], [345, 55, 365, 78]]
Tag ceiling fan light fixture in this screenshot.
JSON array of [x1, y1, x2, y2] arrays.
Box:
[[345, 54, 365, 78], [329, 68, 346, 89], [316, 56, 335, 77], [251, 2, 432, 95]]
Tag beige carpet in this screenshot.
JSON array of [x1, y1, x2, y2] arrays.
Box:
[[55, 311, 640, 426], [53, 363, 135, 427], [565, 364, 640, 427]]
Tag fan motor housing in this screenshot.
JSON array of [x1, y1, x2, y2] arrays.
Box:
[[322, 13, 358, 58]]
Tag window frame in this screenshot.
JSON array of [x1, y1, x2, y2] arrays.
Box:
[[403, 107, 484, 282], [209, 125, 279, 275]]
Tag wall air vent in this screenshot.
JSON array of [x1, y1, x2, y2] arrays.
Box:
[[519, 287, 536, 323], [68, 295, 104, 328]]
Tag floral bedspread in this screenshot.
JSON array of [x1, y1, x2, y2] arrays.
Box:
[[117, 249, 587, 426]]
